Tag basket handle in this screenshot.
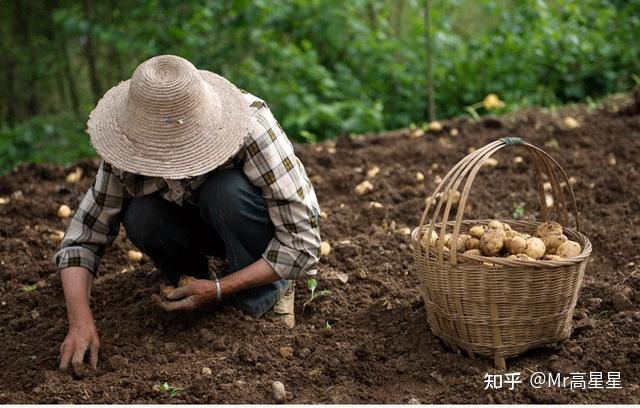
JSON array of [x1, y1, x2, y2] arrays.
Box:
[[416, 137, 580, 266]]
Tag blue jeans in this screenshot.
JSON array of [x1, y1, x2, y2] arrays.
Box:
[[122, 168, 289, 318]]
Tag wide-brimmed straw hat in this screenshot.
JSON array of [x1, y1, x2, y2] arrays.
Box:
[[87, 55, 251, 179]]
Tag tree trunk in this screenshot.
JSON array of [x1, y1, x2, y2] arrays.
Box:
[[424, 0, 436, 121], [60, 36, 80, 114], [83, 0, 102, 104]]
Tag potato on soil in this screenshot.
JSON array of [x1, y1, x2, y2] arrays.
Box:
[[355, 180, 374, 196], [178, 275, 197, 287], [535, 221, 563, 238], [127, 249, 143, 262], [542, 233, 568, 254], [556, 241, 582, 258], [57, 204, 72, 219], [479, 228, 505, 256], [319, 241, 332, 256], [524, 237, 546, 259]]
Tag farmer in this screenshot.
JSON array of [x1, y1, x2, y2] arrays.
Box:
[[54, 55, 321, 376]]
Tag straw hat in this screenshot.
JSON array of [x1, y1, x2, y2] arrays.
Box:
[[87, 55, 251, 179]]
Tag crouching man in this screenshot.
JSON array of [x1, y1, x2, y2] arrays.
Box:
[[54, 55, 321, 376]]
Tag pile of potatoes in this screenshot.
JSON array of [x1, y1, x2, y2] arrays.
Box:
[[421, 220, 582, 261]]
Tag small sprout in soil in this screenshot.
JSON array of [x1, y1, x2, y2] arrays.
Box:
[[323, 321, 332, 329], [158, 382, 182, 399], [57, 204, 72, 219], [302, 278, 331, 312], [22, 284, 38, 293], [512, 202, 525, 219]]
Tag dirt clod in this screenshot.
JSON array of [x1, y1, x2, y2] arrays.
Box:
[[108, 355, 129, 371]]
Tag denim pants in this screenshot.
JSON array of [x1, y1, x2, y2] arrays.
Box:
[[122, 167, 289, 318]]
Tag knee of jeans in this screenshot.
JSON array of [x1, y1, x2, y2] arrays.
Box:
[[199, 169, 264, 227], [122, 197, 164, 248]]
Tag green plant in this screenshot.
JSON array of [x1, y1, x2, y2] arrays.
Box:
[[158, 382, 182, 399], [302, 278, 331, 312], [512, 202, 525, 220], [22, 284, 38, 293], [323, 320, 332, 329]]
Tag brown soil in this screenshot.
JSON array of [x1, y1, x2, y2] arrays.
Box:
[[1, 96, 639, 403]]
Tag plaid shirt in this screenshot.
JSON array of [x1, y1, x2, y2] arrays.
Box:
[[54, 92, 321, 280]]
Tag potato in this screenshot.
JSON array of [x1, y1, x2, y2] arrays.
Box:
[[446, 234, 470, 253], [504, 235, 526, 255], [443, 233, 452, 247], [320, 241, 332, 256], [469, 225, 485, 239], [178, 275, 197, 287], [463, 249, 483, 256], [465, 237, 480, 250], [57, 204, 72, 219], [159, 283, 175, 300], [535, 221, 563, 238], [127, 250, 143, 262], [557, 241, 582, 258], [355, 180, 374, 196], [524, 237, 546, 259], [543, 254, 562, 261], [487, 220, 504, 230], [480, 228, 505, 256], [501, 222, 512, 231], [508, 253, 535, 261], [420, 230, 438, 248], [542, 233, 568, 255]]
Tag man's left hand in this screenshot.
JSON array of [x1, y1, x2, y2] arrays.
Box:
[[151, 279, 218, 312]]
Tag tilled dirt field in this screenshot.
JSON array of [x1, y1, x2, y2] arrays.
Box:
[[1, 95, 639, 403]]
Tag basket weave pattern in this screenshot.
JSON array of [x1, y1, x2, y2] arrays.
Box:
[[412, 138, 592, 368]]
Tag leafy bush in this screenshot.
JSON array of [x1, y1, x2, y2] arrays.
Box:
[[1, 0, 639, 172]]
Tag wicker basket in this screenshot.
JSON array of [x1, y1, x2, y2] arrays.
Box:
[[412, 137, 592, 369]]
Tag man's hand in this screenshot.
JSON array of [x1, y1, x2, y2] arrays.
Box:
[[59, 266, 98, 377], [152, 279, 217, 312], [59, 320, 100, 377]]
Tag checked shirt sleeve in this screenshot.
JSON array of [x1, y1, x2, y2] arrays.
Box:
[[53, 161, 128, 276], [243, 103, 321, 280]]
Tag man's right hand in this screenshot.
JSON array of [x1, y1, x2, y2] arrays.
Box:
[[59, 320, 100, 377], [59, 266, 98, 377]]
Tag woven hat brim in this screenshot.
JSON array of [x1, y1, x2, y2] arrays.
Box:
[[88, 70, 251, 179]]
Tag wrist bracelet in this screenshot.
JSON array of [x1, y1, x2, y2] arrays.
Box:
[[214, 278, 222, 302]]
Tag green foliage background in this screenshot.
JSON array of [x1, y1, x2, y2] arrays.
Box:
[[1, 0, 639, 173]]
